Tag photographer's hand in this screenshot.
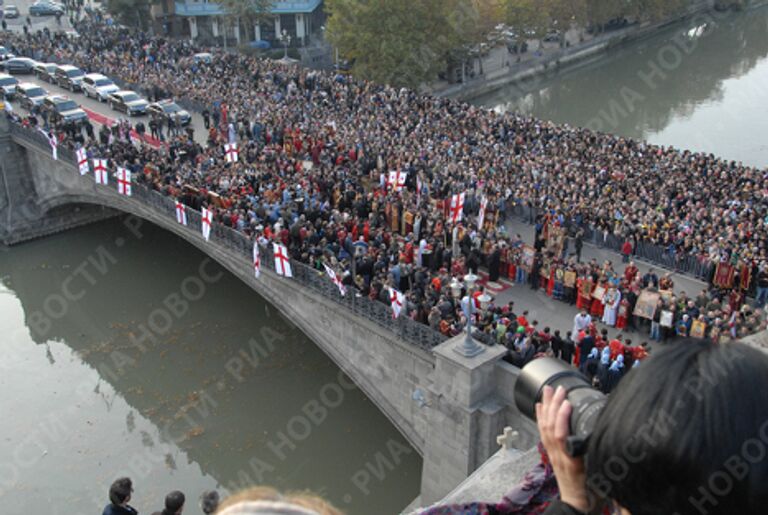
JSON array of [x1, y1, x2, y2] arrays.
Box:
[[536, 385, 589, 513]]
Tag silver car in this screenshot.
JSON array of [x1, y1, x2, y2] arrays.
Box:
[[81, 73, 119, 101]]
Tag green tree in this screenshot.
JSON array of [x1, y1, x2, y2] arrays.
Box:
[[325, 0, 466, 88], [544, 0, 587, 46], [105, 0, 154, 30], [218, 0, 275, 36], [503, 0, 548, 46], [626, 0, 690, 21]]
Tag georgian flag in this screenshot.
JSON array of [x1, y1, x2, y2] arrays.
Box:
[[38, 128, 57, 160], [273, 243, 292, 277], [175, 201, 188, 226], [478, 196, 488, 229], [323, 263, 346, 297], [76, 148, 89, 175], [253, 241, 261, 279], [389, 287, 406, 319], [449, 192, 465, 223], [388, 170, 406, 192], [416, 175, 423, 204], [225, 142, 239, 163], [116, 168, 132, 196], [93, 159, 108, 185], [201, 207, 213, 241]]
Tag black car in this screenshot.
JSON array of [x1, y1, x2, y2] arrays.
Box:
[[108, 90, 149, 116], [147, 100, 191, 126], [29, 1, 64, 16], [1, 57, 36, 74], [42, 95, 88, 126], [33, 62, 59, 83], [54, 64, 85, 91]]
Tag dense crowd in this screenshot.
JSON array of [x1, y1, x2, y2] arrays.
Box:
[[3, 16, 768, 346]]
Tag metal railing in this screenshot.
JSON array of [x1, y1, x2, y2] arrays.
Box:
[[8, 122, 447, 351], [511, 204, 717, 283]]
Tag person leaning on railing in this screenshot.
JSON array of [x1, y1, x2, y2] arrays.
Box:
[[538, 339, 768, 515]]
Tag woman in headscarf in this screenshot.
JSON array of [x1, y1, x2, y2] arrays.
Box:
[[596, 347, 612, 393], [604, 354, 625, 393]]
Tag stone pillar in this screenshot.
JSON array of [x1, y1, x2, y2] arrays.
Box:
[[420, 334, 507, 505]]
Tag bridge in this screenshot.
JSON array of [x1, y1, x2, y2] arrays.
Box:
[[0, 116, 537, 506]]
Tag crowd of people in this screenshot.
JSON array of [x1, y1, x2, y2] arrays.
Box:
[[3, 14, 767, 347]]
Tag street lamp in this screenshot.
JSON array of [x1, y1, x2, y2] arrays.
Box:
[[450, 273, 487, 358], [279, 29, 291, 59]]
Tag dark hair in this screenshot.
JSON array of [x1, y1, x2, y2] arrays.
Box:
[[164, 490, 185, 514], [109, 477, 133, 505], [586, 341, 768, 515], [200, 490, 220, 514]]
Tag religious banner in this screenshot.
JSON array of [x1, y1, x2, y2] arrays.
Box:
[[740, 263, 752, 291], [592, 285, 606, 301], [660, 310, 674, 328], [564, 271, 577, 288], [634, 291, 661, 320], [690, 320, 707, 339], [581, 279, 594, 298], [521, 245, 535, 273], [659, 290, 674, 304], [713, 262, 735, 289]]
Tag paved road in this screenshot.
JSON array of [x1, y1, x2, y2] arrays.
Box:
[[6, 70, 210, 145], [1, 0, 75, 34]]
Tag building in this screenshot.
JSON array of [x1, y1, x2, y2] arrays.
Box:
[[152, 0, 325, 47]]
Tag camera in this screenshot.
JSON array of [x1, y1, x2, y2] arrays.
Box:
[[514, 357, 607, 457]]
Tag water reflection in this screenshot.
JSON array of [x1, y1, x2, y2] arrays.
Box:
[[475, 5, 768, 167], [0, 219, 421, 515]]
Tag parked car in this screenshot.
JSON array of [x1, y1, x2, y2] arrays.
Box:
[[108, 90, 148, 116], [15, 82, 47, 110], [1, 57, 36, 74], [3, 5, 20, 18], [0, 46, 14, 61], [0, 72, 19, 99], [81, 73, 119, 101], [42, 95, 88, 125], [54, 64, 85, 91], [33, 62, 58, 82], [29, 1, 64, 16], [147, 99, 191, 126]]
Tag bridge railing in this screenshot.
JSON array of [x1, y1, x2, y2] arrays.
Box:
[[9, 122, 447, 351]]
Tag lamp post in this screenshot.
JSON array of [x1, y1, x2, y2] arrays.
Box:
[[279, 29, 291, 59], [450, 273, 488, 358]]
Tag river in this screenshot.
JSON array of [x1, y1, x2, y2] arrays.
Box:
[[0, 219, 421, 514], [474, 4, 768, 168]]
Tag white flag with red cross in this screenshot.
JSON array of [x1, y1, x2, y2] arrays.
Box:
[[93, 159, 108, 185], [116, 168, 132, 196], [76, 148, 89, 175], [273, 243, 292, 277], [388, 170, 407, 192], [323, 263, 346, 297], [225, 142, 239, 163], [449, 192, 465, 223], [253, 241, 261, 279], [175, 201, 188, 226], [201, 207, 213, 241], [389, 287, 406, 319], [477, 196, 488, 229], [38, 128, 57, 160]]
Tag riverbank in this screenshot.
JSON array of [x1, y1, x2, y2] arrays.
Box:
[[433, 0, 768, 102]]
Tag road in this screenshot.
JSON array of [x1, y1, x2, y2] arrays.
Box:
[[6, 71, 210, 145], [2, 0, 75, 34]]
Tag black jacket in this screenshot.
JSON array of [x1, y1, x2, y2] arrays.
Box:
[[543, 500, 585, 514]]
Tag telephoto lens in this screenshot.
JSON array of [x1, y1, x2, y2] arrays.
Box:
[[514, 357, 607, 456]]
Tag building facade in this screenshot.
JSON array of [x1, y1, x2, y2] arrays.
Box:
[[153, 0, 325, 47]]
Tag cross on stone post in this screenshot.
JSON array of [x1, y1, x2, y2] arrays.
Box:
[[496, 426, 519, 451]]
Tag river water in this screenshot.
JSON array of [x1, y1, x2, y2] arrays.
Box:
[[474, 4, 768, 168], [0, 219, 421, 514]]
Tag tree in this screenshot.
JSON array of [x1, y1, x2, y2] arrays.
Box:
[[105, 0, 154, 30], [325, 0, 466, 89], [219, 0, 275, 39], [544, 0, 587, 46], [503, 0, 548, 47], [626, 0, 690, 22]]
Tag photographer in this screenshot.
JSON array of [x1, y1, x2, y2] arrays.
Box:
[[537, 340, 768, 514]]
